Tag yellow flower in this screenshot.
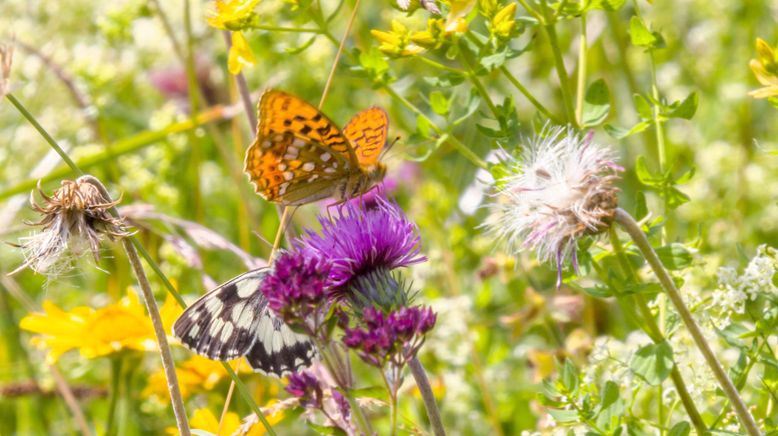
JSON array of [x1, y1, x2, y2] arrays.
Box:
[[749, 38, 778, 99], [144, 356, 243, 401], [228, 31, 256, 75], [20, 291, 182, 363], [446, 0, 475, 32], [491, 3, 517, 39], [167, 405, 284, 435], [206, 0, 260, 30], [371, 20, 426, 57]]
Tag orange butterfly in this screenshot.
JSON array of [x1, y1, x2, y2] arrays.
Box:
[[244, 90, 389, 206]]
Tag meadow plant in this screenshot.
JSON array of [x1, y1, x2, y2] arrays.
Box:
[[2, 0, 778, 435]]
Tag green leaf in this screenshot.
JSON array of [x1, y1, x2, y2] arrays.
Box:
[[635, 155, 663, 187], [480, 50, 509, 71], [430, 91, 450, 116], [560, 360, 579, 395], [634, 93, 653, 119], [546, 408, 579, 423], [604, 120, 651, 138], [662, 186, 691, 209], [668, 421, 691, 436], [416, 115, 432, 139], [424, 73, 466, 88], [582, 285, 613, 298], [635, 191, 648, 220], [596, 381, 624, 432], [665, 92, 699, 119], [656, 243, 694, 270], [630, 341, 674, 385], [629, 16, 665, 49], [582, 79, 611, 126]]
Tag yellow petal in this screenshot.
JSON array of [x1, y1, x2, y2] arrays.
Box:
[[228, 32, 256, 75]]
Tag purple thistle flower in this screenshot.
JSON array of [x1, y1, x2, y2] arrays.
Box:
[[342, 306, 437, 367], [286, 370, 323, 409], [260, 249, 332, 328], [299, 194, 426, 293]]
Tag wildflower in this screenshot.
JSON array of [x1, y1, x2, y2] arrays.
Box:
[[19, 291, 181, 363], [483, 125, 622, 288], [285, 369, 324, 409], [342, 306, 436, 367], [144, 355, 242, 401], [748, 38, 778, 99], [299, 194, 425, 296], [206, 0, 260, 30], [227, 31, 256, 75], [490, 3, 517, 39], [0, 40, 13, 98], [445, 0, 475, 33], [713, 245, 777, 321], [171, 407, 276, 436], [13, 177, 130, 276], [260, 249, 332, 331], [371, 20, 426, 57]]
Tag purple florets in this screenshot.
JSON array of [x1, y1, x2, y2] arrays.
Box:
[[299, 195, 426, 292], [286, 370, 323, 409], [342, 306, 437, 367], [260, 250, 332, 327]]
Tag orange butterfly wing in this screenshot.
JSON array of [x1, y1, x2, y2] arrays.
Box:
[[244, 90, 359, 205], [342, 107, 389, 168]]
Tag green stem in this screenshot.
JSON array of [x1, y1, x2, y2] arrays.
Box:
[[457, 40, 501, 123], [409, 357, 446, 436], [416, 55, 467, 74], [539, 0, 577, 126], [574, 8, 587, 125], [608, 228, 708, 435], [614, 209, 760, 436], [6, 93, 82, 175], [499, 66, 561, 123], [105, 356, 123, 436], [247, 24, 324, 33], [183, 0, 204, 223], [382, 85, 488, 169]]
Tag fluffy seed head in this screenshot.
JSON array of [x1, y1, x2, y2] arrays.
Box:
[[13, 177, 130, 276], [484, 126, 622, 285]]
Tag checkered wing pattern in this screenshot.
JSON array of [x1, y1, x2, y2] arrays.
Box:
[[172, 268, 316, 377]]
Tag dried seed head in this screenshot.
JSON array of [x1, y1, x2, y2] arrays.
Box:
[[483, 125, 622, 287], [13, 176, 130, 276]]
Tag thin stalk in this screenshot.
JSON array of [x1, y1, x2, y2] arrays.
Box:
[[608, 228, 708, 435], [247, 24, 324, 33], [380, 371, 398, 436], [121, 237, 190, 435], [6, 94, 82, 176], [408, 357, 446, 436], [382, 85, 488, 169], [457, 40, 501, 122], [80, 177, 188, 435], [499, 66, 561, 123], [318, 0, 362, 109], [416, 56, 467, 74], [574, 8, 587, 125], [183, 0, 204, 222], [105, 357, 123, 436], [462, 32, 559, 122], [221, 364, 279, 436], [538, 0, 576, 126], [614, 208, 760, 436]]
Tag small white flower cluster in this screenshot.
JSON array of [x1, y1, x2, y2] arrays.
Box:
[[713, 245, 778, 322]]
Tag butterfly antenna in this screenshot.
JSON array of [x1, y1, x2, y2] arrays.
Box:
[[380, 135, 402, 159]]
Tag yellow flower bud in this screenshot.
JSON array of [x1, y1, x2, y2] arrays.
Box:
[[227, 31, 256, 75], [491, 3, 516, 38]]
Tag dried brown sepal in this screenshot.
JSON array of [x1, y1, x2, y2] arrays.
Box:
[[11, 177, 131, 276]]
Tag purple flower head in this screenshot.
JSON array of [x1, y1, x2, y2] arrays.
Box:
[[260, 249, 332, 328], [341, 305, 437, 367], [286, 370, 323, 409], [299, 194, 426, 294], [331, 389, 351, 420]]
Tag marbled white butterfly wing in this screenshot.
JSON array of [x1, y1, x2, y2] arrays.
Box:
[[172, 268, 316, 377]]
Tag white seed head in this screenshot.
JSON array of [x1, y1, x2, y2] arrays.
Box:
[[484, 125, 622, 275]]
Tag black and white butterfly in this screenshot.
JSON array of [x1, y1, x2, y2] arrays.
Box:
[[172, 268, 316, 377]]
